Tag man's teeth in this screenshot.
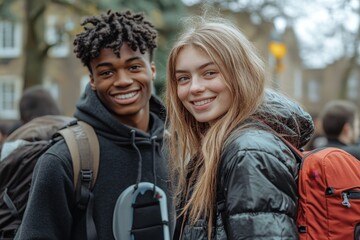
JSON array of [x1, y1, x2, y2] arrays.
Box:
[[116, 92, 137, 99], [193, 99, 212, 106]]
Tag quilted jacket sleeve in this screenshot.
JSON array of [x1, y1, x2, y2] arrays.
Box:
[[222, 132, 299, 240]]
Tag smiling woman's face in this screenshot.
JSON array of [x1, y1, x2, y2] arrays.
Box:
[[175, 45, 231, 124]]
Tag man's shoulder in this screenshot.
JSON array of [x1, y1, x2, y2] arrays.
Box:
[[38, 139, 71, 165], [342, 144, 360, 160]]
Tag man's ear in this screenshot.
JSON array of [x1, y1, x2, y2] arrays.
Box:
[[343, 122, 351, 134], [151, 62, 156, 81], [90, 74, 96, 90], [341, 122, 352, 144]]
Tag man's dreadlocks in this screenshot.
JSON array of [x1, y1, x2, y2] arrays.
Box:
[[73, 10, 158, 71]]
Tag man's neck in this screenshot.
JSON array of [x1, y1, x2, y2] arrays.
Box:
[[116, 111, 150, 133]]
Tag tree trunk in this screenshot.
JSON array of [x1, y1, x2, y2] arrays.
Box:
[[338, 51, 358, 99], [23, 0, 48, 90]]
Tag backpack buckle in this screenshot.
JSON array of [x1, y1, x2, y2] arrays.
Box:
[[81, 169, 93, 183], [298, 225, 307, 233]]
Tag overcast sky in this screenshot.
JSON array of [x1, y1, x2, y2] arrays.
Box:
[[294, 0, 359, 68]]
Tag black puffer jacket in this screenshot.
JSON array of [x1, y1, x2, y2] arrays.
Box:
[[179, 90, 314, 240]]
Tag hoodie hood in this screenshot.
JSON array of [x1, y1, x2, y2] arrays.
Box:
[[74, 83, 166, 144], [254, 89, 314, 149]]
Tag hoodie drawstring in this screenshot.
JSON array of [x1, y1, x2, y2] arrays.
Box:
[[131, 130, 158, 193], [151, 136, 157, 195], [131, 130, 142, 190]]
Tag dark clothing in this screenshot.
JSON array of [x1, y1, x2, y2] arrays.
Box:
[[325, 138, 360, 160], [177, 90, 314, 240], [343, 145, 360, 160], [15, 84, 173, 240], [325, 138, 348, 148]]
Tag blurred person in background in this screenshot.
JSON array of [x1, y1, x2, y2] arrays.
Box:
[[0, 123, 11, 147], [320, 100, 360, 159], [303, 113, 327, 151], [7, 85, 62, 134]]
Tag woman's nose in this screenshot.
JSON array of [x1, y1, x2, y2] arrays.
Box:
[[189, 76, 205, 93]]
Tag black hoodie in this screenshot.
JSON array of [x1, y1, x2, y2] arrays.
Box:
[[15, 84, 173, 240]]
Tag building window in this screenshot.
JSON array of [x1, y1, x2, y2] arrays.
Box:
[[0, 21, 21, 58], [308, 79, 320, 103], [0, 76, 22, 119], [347, 74, 358, 100], [294, 69, 303, 99]]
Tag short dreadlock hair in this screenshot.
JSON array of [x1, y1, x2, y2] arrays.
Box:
[[73, 10, 158, 71]]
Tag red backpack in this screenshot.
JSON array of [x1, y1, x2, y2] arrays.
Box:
[[283, 141, 360, 240]]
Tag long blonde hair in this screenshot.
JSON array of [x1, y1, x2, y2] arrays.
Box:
[[165, 15, 265, 236]]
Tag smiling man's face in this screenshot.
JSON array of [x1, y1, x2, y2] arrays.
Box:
[[89, 43, 156, 128]]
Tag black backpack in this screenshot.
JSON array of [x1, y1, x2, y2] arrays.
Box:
[[0, 115, 99, 239]]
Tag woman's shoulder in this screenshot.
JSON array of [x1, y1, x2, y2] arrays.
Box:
[[229, 129, 282, 152], [221, 128, 297, 176]]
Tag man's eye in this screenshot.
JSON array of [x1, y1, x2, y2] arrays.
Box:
[[99, 71, 112, 76], [129, 65, 141, 71]]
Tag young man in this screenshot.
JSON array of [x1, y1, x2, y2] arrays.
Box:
[[321, 100, 360, 159], [15, 10, 173, 239]]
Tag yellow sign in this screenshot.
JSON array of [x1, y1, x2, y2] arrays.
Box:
[[269, 42, 287, 59]]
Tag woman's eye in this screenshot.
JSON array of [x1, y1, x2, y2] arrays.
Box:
[[177, 76, 189, 82], [205, 71, 217, 77]]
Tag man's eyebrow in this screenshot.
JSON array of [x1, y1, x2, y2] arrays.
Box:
[[95, 56, 145, 69], [175, 62, 215, 73], [95, 62, 113, 69], [125, 56, 143, 63]]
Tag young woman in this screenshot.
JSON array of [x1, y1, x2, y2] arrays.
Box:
[[165, 15, 314, 239]]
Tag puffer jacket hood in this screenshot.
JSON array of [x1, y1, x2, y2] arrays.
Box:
[[254, 89, 314, 148]]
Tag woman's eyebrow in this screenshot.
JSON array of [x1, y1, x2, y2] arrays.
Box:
[[175, 62, 215, 73]]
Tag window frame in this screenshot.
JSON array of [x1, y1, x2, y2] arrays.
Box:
[[0, 21, 22, 58], [0, 76, 22, 119]]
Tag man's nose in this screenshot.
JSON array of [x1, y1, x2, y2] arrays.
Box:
[[113, 71, 133, 86]]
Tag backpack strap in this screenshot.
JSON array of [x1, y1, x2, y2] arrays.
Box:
[[73, 121, 100, 189], [57, 120, 99, 240], [273, 134, 304, 164]]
